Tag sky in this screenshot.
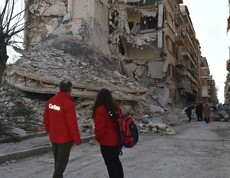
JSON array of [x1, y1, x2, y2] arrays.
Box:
[[1, 0, 24, 63], [183, 0, 229, 103]]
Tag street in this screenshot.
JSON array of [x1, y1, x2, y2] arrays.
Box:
[[1, 121, 230, 178]]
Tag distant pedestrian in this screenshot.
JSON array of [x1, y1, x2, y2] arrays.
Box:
[[185, 105, 193, 122], [203, 103, 211, 124], [43, 79, 81, 178], [92, 88, 124, 178], [195, 103, 203, 121], [212, 105, 217, 112]]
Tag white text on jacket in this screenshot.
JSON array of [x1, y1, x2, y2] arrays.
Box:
[[49, 103, 60, 111]]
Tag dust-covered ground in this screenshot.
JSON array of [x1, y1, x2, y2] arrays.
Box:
[[1, 121, 230, 178]]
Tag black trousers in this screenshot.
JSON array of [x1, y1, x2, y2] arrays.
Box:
[[205, 117, 210, 123], [100, 145, 124, 178], [51, 141, 73, 178], [196, 113, 203, 121]]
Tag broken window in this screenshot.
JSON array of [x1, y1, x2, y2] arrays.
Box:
[[118, 37, 125, 55], [201, 80, 207, 85], [126, 8, 141, 34], [128, 21, 134, 31], [127, 9, 158, 34], [140, 16, 158, 30], [127, 0, 158, 6], [166, 36, 176, 56], [109, 10, 119, 34], [167, 64, 177, 80]]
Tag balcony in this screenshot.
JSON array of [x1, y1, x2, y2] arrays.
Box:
[[181, 50, 191, 60], [177, 82, 185, 89], [176, 62, 185, 68], [227, 60, 230, 72], [175, 11, 183, 25], [201, 66, 209, 70], [201, 75, 210, 79], [181, 70, 197, 83], [175, 35, 184, 46], [181, 29, 196, 51], [181, 49, 197, 66], [193, 86, 198, 93], [126, 0, 157, 6]]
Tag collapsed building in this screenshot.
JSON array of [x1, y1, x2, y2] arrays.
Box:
[[1, 0, 219, 136], [20, 0, 218, 105]]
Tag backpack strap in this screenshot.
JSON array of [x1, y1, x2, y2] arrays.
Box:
[[118, 107, 122, 117], [118, 145, 123, 156], [117, 108, 123, 156]]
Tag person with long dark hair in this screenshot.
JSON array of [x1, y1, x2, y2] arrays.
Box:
[[92, 88, 124, 178]]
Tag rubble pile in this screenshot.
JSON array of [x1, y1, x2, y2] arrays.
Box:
[[0, 81, 44, 137], [1, 43, 189, 138], [0, 81, 187, 137], [133, 108, 187, 135], [5, 43, 147, 101], [212, 104, 230, 122]]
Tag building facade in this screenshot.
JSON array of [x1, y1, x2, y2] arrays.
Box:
[[225, 0, 230, 104], [225, 60, 230, 103], [24, 0, 217, 106]]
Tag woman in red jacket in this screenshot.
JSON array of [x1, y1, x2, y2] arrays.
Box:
[[92, 88, 124, 178]]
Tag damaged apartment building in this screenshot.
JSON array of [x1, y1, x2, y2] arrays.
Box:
[[225, 0, 230, 104], [225, 59, 230, 104], [200, 57, 218, 104], [11, 0, 217, 106]]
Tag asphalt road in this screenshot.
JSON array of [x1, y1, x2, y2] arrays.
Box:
[[1, 121, 230, 178]]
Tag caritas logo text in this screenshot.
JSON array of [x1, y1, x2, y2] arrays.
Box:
[[49, 103, 60, 111]]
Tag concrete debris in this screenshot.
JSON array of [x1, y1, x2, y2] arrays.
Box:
[[138, 120, 176, 135], [0, 80, 185, 137], [5, 43, 147, 101], [124, 32, 157, 46], [24, 0, 198, 107], [154, 94, 167, 107], [0, 82, 44, 137], [212, 104, 230, 121], [46, 18, 60, 34], [149, 105, 164, 114], [1, 43, 191, 138], [218, 111, 229, 119], [4, 127, 27, 136], [30, 1, 67, 17]]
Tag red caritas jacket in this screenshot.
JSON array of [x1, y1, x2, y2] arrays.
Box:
[[43, 91, 81, 145], [94, 105, 120, 146]]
